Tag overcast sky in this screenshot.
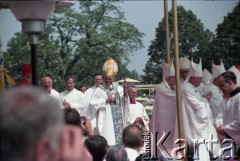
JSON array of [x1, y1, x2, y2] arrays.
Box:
[[0, 1, 238, 75]]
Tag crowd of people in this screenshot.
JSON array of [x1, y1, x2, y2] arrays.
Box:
[[1, 57, 240, 161]]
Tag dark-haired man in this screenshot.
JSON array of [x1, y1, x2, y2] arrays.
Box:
[[217, 71, 240, 155], [122, 124, 144, 161], [82, 73, 103, 133], [60, 76, 84, 113]]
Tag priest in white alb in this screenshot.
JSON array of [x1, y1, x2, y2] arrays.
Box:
[[203, 60, 225, 119], [217, 71, 240, 159], [126, 86, 149, 130], [150, 61, 176, 158], [81, 73, 103, 133]]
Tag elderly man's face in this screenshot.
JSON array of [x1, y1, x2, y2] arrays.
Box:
[[166, 76, 176, 87], [127, 87, 138, 99], [180, 69, 189, 80], [189, 77, 202, 87], [42, 77, 53, 92], [103, 76, 114, 87]]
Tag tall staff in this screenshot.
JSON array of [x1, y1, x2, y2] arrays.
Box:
[[164, 0, 170, 64], [172, 0, 184, 160]]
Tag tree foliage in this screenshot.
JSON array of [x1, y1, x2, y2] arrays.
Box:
[[3, 1, 144, 91], [207, 1, 240, 70], [142, 6, 213, 84]]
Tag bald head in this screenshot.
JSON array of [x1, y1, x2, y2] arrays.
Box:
[[41, 76, 53, 93], [127, 86, 138, 100]]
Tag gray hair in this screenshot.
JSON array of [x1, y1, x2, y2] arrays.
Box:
[[105, 146, 128, 161], [0, 87, 64, 161]]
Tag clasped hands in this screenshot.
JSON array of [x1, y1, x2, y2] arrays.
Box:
[[106, 96, 116, 104], [203, 92, 213, 102]]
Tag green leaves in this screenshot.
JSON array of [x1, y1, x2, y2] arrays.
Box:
[[143, 5, 214, 84], [3, 1, 143, 90]]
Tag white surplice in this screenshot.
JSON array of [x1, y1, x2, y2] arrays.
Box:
[[60, 88, 84, 114], [150, 79, 176, 158], [81, 85, 100, 133], [179, 82, 220, 161], [203, 83, 224, 119], [125, 147, 140, 161], [48, 89, 64, 109], [222, 88, 240, 149], [87, 82, 129, 146], [127, 101, 149, 130]]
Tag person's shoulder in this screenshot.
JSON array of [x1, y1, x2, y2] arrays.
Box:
[[73, 88, 84, 95], [83, 87, 94, 95], [60, 90, 67, 95], [114, 82, 123, 89], [182, 82, 192, 91], [51, 89, 59, 95], [135, 101, 144, 107]]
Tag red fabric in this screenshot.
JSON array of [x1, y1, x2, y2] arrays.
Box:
[[21, 64, 32, 76], [130, 99, 136, 104], [14, 79, 32, 87], [236, 65, 240, 72]]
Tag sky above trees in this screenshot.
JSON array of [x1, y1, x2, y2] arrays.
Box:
[[0, 0, 238, 74]]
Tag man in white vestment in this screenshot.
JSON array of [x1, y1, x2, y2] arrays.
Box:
[[87, 58, 129, 146], [179, 57, 206, 95], [41, 76, 64, 108], [179, 59, 220, 161], [217, 71, 240, 159], [60, 76, 84, 114], [150, 62, 176, 159], [82, 73, 103, 133], [126, 86, 149, 130], [179, 57, 191, 83], [41, 76, 60, 99], [203, 60, 225, 119]]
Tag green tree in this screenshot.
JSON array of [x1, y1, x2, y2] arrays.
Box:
[[142, 6, 213, 84], [3, 1, 144, 91], [207, 2, 240, 69]]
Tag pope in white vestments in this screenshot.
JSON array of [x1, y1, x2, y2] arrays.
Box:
[[150, 62, 176, 159], [86, 58, 129, 146]]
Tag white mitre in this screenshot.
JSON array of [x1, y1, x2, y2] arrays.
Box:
[[179, 57, 190, 70], [212, 59, 225, 80], [162, 61, 175, 78], [188, 59, 203, 77], [228, 65, 240, 86], [202, 68, 212, 85]]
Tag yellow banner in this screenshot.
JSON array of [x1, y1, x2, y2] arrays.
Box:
[[0, 66, 16, 91]]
